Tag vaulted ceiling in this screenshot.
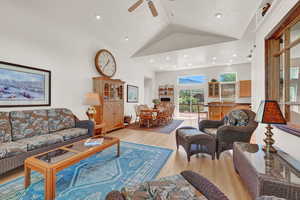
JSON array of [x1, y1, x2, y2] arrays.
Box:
[[0, 0, 262, 71]]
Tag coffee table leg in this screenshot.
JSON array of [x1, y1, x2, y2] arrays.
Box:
[[45, 169, 56, 200], [117, 142, 120, 157], [24, 165, 31, 188]]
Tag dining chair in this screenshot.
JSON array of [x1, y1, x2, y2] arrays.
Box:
[[139, 110, 155, 128], [155, 107, 169, 126]]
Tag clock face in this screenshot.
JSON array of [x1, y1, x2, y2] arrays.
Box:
[[95, 49, 117, 77]]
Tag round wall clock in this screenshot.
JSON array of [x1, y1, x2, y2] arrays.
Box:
[[95, 49, 117, 77]]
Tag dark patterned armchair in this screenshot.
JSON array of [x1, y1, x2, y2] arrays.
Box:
[[199, 109, 258, 159]]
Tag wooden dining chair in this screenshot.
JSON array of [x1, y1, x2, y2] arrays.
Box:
[[139, 110, 155, 128], [155, 107, 168, 126]]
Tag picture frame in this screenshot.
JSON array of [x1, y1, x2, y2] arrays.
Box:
[[127, 85, 138, 103], [0, 61, 51, 107]]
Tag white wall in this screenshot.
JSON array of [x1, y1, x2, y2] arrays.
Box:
[[252, 0, 300, 161], [155, 63, 252, 115], [0, 13, 154, 120], [144, 77, 153, 106]]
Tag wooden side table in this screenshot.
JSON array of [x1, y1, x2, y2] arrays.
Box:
[[94, 122, 106, 136]]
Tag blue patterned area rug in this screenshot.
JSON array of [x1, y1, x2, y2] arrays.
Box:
[[0, 142, 172, 200]]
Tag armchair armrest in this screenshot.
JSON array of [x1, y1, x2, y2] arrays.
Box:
[[216, 125, 254, 143], [198, 119, 224, 131], [105, 191, 125, 200], [75, 120, 94, 136], [181, 171, 229, 200]]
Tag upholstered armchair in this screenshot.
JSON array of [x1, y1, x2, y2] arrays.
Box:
[[199, 109, 258, 159]]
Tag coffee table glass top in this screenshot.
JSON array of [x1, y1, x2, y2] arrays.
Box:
[[36, 149, 77, 164], [65, 136, 110, 152], [34, 136, 118, 164]]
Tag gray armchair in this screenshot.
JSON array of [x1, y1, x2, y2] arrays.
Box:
[[199, 109, 258, 159]]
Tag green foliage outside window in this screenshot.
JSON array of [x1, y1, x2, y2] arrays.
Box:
[[219, 73, 237, 82]]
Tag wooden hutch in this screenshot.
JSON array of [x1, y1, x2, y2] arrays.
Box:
[[93, 77, 125, 133], [208, 82, 220, 98]]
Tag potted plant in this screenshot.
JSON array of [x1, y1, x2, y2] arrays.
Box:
[[152, 99, 161, 109]]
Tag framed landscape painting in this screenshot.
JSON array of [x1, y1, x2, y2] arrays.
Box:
[[127, 85, 138, 103], [0, 61, 51, 107]]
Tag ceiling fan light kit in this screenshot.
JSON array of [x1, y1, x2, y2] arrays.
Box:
[[128, 0, 158, 17]]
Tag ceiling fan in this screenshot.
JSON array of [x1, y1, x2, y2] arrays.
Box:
[[128, 0, 158, 17]]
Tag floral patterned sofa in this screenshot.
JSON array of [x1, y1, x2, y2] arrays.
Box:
[[0, 108, 94, 175]]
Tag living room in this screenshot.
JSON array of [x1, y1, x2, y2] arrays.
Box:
[[0, 0, 300, 200]]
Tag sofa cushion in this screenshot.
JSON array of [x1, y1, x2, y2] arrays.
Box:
[[48, 108, 75, 132], [10, 110, 49, 141], [122, 174, 207, 200], [0, 112, 12, 143], [226, 110, 249, 127], [20, 134, 64, 151], [54, 128, 88, 141], [0, 141, 27, 159]]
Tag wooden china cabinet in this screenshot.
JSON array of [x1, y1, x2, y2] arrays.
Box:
[[93, 77, 125, 133], [208, 82, 220, 98]]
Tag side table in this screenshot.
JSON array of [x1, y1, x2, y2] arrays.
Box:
[[233, 142, 300, 199]]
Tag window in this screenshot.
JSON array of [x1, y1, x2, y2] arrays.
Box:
[[178, 75, 207, 85], [179, 89, 204, 113], [266, 5, 300, 131], [219, 72, 237, 82]]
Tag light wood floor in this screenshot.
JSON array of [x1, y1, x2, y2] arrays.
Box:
[[0, 118, 252, 200]]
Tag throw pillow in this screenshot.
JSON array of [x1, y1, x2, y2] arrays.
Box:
[[227, 110, 249, 127]]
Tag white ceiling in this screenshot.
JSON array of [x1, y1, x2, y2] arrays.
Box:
[[0, 0, 261, 72]]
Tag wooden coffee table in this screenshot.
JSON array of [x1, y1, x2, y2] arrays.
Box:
[[24, 136, 120, 200]]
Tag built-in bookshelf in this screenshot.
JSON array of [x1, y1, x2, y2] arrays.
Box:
[[159, 85, 174, 103]]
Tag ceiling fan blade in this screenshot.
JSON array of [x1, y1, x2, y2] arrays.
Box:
[[148, 1, 158, 17], [128, 0, 144, 12]]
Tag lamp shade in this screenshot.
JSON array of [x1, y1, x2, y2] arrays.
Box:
[[255, 100, 286, 124], [83, 93, 100, 106]]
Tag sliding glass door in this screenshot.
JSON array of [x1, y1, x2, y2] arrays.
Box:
[[179, 89, 204, 113]]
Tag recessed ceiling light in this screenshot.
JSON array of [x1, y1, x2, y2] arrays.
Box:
[[96, 15, 101, 20], [233, 54, 237, 57], [166, 56, 171, 61], [215, 13, 223, 19], [183, 55, 189, 58], [124, 36, 129, 41], [229, 59, 233, 62], [212, 57, 217, 60], [150, 59, 155, 63]]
